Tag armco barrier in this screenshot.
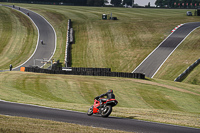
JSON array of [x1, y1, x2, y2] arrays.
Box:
[[65, 19, 73, 67], [24, 67, 145, 79], [175, 58, 200, 82]]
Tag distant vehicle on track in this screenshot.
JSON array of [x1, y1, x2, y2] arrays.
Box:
[[41, 40, 44, 45], [187, 11, 192, 16]]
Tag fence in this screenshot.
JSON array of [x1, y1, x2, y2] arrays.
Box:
[[65, 19, 73, 67], [174, 58, 200, 82], [24, 67, 145, 79], [44, 19, 145, 79]]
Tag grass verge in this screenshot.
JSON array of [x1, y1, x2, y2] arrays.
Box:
[[0, 71, 199, 129], [4, 3, 200, 74], [0, 3, 199, 131], [0, 115, 131, 133], [1, 3, 199, 84], [182, 64, 200, 85], [154, 28, 200, 83], [0, 6, 37, 70]]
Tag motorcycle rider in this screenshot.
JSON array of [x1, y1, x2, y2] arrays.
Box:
[[95, 89, 115, 109]]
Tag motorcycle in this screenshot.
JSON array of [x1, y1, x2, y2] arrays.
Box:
[[41, 40, 44, 45], [87, 98, 118, 117]]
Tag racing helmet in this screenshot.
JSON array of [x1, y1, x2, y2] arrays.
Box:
[[108, 89, 113, 93]]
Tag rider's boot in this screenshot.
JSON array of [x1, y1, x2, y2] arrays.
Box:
[[97, 104, 104, 110]]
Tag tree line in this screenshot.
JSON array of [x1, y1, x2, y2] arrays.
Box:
[[1, 0, 135, 6], [155, 0, 200, 8], [4, 0, 87, 5], [5, 0, 200, 8]]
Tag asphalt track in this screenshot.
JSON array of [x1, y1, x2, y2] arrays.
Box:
[[0, 100, 199, 133], [133, 22, 200, 78], [3, 5, 56, 71], [1, 5, 200, 133]]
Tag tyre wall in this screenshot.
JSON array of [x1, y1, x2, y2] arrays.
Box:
[[24, 67, 145, 79]]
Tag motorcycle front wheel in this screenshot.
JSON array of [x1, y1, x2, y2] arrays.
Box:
[[101, 105, 112, 117], [87, 106, 93, 116]]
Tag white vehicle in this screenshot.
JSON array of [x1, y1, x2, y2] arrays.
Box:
[[187, 11, 192, 16]]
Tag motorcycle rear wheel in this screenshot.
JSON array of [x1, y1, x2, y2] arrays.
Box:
[[87, 106, 93, 116], [101, 105, 112, 117]]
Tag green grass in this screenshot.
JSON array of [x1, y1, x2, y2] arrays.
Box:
[[0, 115, 131, 133], [1, 3, 199, 84], [14, 4, 200, 85], [182, 64, 200, 85], [5, 3, 199, 73], [0, 3, 200, 131], [154, 28, 200, 83], [0, 6, 37, 70], [0, 71, 199, 128]]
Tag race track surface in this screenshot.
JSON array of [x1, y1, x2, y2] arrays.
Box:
[[133, 22, 200, 78], [4, 5, 56, 71], [0, 101, 199, 133], [1, 5, 200, 133]]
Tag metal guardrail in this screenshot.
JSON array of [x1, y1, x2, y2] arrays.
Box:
[[174, 58, 200, 82], [65, 19, 73, 67]]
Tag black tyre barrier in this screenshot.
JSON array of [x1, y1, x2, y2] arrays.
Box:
[[24, 67, 145, 79], [70, 67, 111, 72]]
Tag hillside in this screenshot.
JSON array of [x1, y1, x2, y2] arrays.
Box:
[[5, 3, 199, 82], [0, 3, 199, 131], [0, 3, 199, 83], [0, 71, 199, 128], [154, 27, 200, 84], [0, 5, 37, 70]]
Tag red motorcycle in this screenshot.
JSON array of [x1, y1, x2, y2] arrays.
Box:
[[87, 98, 118, 117]]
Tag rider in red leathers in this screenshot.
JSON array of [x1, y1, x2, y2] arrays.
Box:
[[95, 89, 115, 109]]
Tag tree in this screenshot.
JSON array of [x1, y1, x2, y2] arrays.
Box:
[[111, 0, 122, 6], [122, 0, 133, 6], [87, 0, 94, 6], [94, 0, 104, 6], [132, 0, 134, 6], [87, 0, 104, 6], [104, 0, 109, 4], [148, 2, 150, 7], [155, 0, 163, 7]]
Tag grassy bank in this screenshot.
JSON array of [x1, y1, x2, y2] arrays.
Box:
[[154, 28, 200, 84], [4, 3, 199, 75], [0, 71, 199, 128], [182, 64, 200, 85], [1, 3, 199, 84], [0, 3, 200, 131], [0, 6, 37, 70], [0, 115, 131, 133]]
